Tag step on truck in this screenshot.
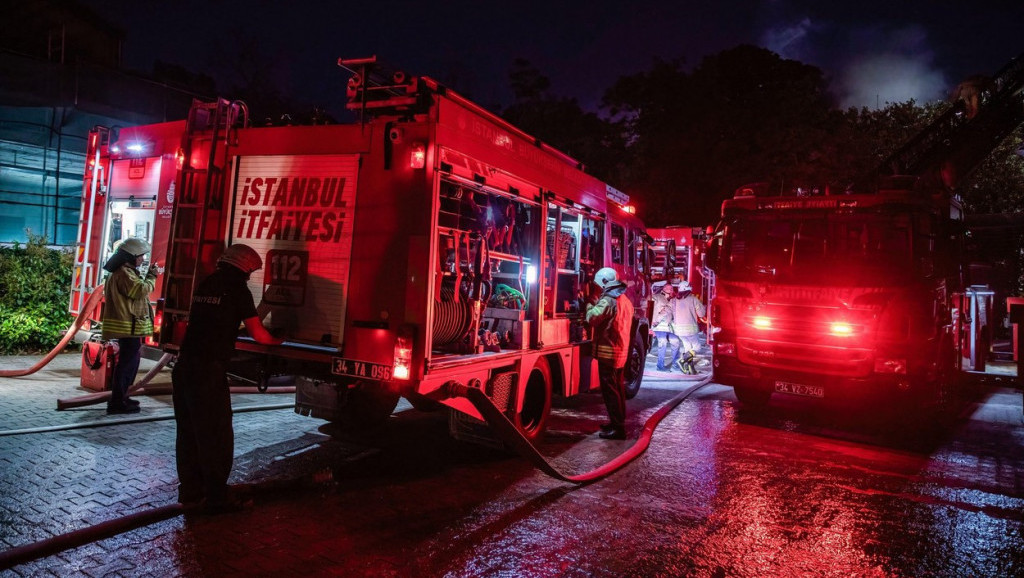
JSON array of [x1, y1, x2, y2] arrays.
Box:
[[70, 56, 654, 439]]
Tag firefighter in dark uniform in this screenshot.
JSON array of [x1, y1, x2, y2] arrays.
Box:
[[585, 267, 634, 440], [172, 244, 283, 514]]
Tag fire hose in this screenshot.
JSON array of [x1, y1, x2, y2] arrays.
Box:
[[442, 373, 713, 483], [0, 375, 713, 570], [0, 285, 105, 378], [0, 462, 331, 571]]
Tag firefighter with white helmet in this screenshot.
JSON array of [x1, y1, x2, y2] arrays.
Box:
[[585, 267, 634, 440], [671, 278, 706, 375], [101, 237, 162, 414], [172, 243, 283, 514], [651, 280, 680, 371]]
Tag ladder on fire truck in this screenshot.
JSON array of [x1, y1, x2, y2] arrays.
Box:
[[161, 99, 244, 344], [69, 126, 111, 316], [874, 50, 1024, 188]]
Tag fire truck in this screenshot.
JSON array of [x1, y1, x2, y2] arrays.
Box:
[[647, 225, 710, 295], [69, 57, 653, 438], [704, 51, 1024, 407]]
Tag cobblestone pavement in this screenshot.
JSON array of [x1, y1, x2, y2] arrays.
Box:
[[0, 352, 337, 576], [0, 347, 708, 577], [2, 346, 1021, 577]]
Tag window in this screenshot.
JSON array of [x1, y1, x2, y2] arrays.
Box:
[[611, 224, 624, 264]]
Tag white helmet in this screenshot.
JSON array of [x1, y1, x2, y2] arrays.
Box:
[[117, 237, 151, 257], [594, 267, 618, 289], [677, 280, 692, 292]]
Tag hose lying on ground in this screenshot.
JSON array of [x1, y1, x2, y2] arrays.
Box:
[[0, 285, 104, 378], [56, 353, 296, 410], [0, 464, 333, 571], [0, 374, 713, 570], [0, 503, 190, 571], [56, 351, 176, 410], [445, 373, 714, 484]]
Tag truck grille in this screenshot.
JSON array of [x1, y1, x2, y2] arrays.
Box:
[[736, 338, 873, 376]]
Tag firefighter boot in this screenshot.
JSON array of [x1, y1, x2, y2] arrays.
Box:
[[680, 351, 697, 374], [687, 350, 700, 374]]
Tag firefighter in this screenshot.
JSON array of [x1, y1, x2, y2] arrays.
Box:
[[651, 280, 680, 371], [585, 267, 634, 440], [172, 244, 284, 514], [101, 237, 161, 414], [671, 279, 707, 375]]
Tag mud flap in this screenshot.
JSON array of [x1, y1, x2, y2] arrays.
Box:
[[449, 371, 516, 449]]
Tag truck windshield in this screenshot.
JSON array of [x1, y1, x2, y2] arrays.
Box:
[[718, 212, 914, 285]]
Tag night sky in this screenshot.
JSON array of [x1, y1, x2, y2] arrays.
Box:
[[79, 0, 1023, 115]]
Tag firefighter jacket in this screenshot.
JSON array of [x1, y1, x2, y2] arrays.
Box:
[[101, 264, 157, 339], [651, 291, 674, 333], [671, 292, 706, 337], [585, 280, 634, 368]]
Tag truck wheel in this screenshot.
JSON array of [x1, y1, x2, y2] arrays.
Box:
[[515, 357, 552, 441], [733, 386, 771, 406], [335, 386, 401, 430], [624, 329, 646, 399]]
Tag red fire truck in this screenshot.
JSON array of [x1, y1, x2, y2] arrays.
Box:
[[70, 57, 653, 438], [704, 52, 1024, 407], [647, 225, 709, 295]]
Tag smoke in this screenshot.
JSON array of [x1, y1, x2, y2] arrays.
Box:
[[761, 17, 818, 64], [761, 12, 950, 110], [834, 25, 949, 109]]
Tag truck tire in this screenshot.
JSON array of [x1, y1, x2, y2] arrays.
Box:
[[733, 386, 771, 406], [624, 329, 646, 399], [515, 357, 552, 441], [334, 386, 401, 430]]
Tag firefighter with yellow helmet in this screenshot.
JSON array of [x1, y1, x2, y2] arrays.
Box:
[[101, 237, 161, 414], [172, 243, 283, 514]]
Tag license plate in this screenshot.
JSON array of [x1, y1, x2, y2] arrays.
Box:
[[774, 380, 824, 398], [332, 357, 392, 381]]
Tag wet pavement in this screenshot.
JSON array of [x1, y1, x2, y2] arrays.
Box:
[[1, 350, 1022, 577]]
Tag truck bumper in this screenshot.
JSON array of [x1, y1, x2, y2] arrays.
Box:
[[713, 355, 910, 401]]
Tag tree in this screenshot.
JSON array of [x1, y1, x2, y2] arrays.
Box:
[[604, 46, 835, 226], [500, 59, 631, 184]]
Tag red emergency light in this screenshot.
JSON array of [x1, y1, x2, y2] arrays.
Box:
[[829, 321, 854, 336], [392, 326, 415, 380], [410, 142, 426, 169]]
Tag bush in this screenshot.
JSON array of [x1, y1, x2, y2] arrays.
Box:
[[0, 233, 75, 354]]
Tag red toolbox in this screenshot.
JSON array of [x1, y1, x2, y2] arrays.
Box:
[[81, 340, 117, 391]]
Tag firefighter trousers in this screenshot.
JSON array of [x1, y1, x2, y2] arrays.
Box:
[[597, 360, 626, 430], [172, 358, 234, 505], [109, 337, 141, 409]]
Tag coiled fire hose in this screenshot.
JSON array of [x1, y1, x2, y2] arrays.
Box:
[[0, 285, 105, 378], [443, 373, 713, 483]]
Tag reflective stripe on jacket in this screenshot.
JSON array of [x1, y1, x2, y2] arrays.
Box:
[[586, 281, 634, 368], [671, 293, 706, 337], [101, 264, 157, 339]]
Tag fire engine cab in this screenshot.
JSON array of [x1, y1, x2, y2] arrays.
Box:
[[70, 56, 653, 439], [704, 50, 1024, 407]]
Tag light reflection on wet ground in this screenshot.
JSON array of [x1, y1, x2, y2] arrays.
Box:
[[4, 356, 1022, 576]]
